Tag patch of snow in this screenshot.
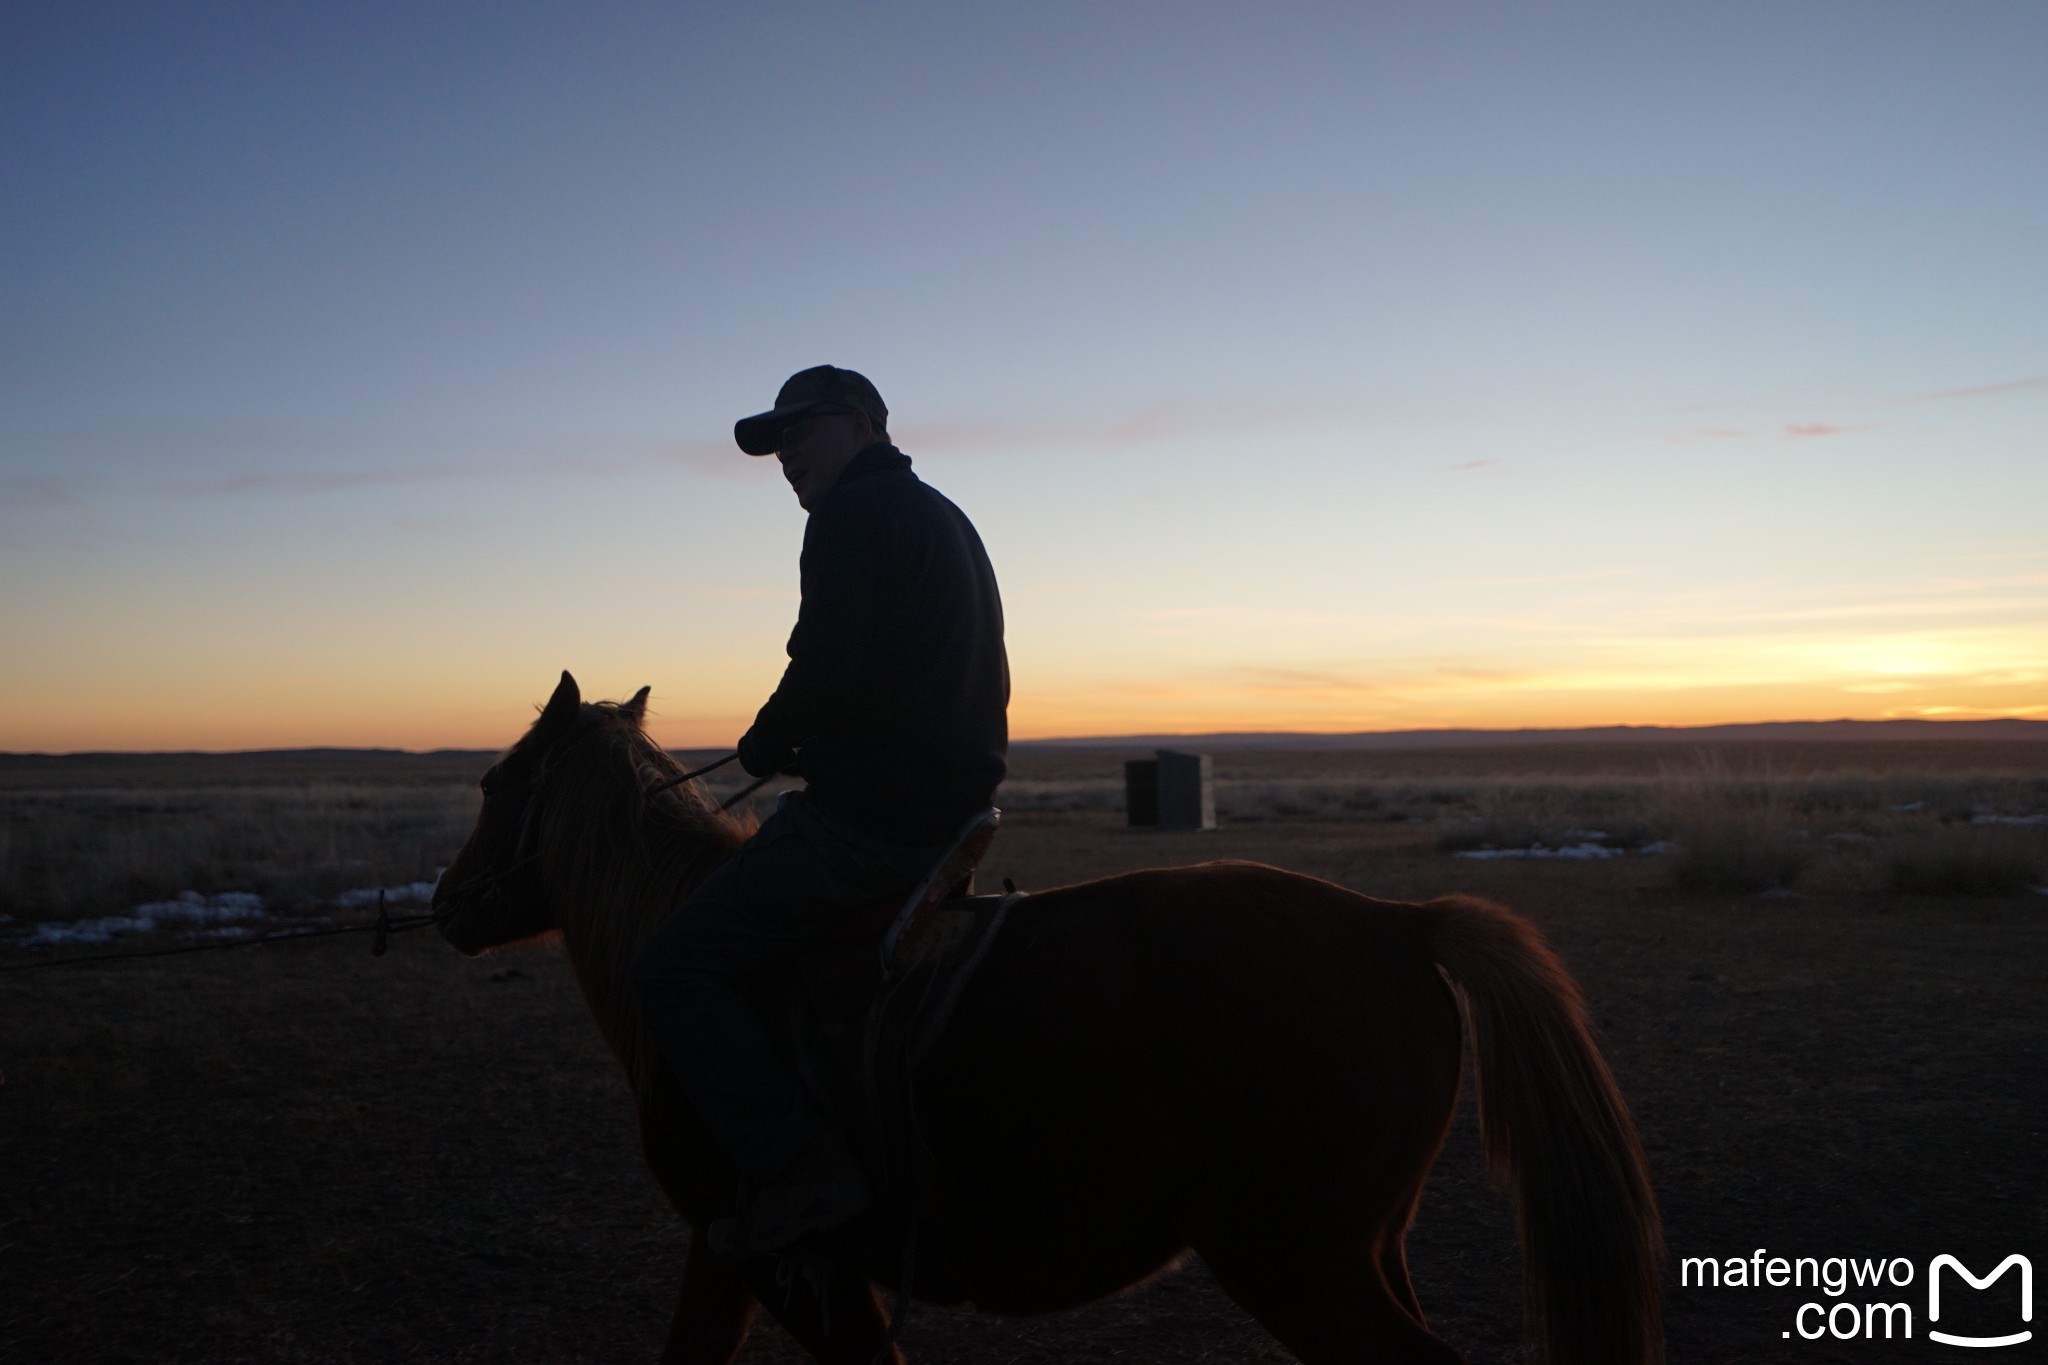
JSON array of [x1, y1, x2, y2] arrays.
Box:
[[1972, 814, 2048, 826], [26, 890, 271, 945], [131, 890, 267, 924], [29, 916, 158, 945], [17, 876, 440, 950], [1455, 842, 1626, 861], [1892, 801, 1925, 813], [332, 881, 438, 910], [1637, 840, 1679, 856]]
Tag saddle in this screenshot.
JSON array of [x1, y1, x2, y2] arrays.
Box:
[[749, 807, 1017, 1282]]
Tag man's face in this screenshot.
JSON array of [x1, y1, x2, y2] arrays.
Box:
[[775, 408, 870, 510]]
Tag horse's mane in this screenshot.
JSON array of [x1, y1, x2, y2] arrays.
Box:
[[520, 699, 755, 1097]]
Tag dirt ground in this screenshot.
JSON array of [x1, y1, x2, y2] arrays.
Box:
[[3, 753, 2044, 1364]]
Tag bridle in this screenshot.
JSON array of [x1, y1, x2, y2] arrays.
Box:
[[433, 751, 558, 923], [441, 738, 773, 923]]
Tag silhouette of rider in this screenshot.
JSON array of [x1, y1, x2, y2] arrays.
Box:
[[630, 365, 1009, 1255]]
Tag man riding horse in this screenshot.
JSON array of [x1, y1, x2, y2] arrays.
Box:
[[630, 366, 1010, 1256]]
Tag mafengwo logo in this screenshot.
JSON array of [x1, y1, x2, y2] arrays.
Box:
[[1928, 1256, 2032, 1349], [1681, 1250, 2032, 1347]]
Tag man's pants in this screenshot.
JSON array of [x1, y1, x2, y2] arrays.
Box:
[[630, 791, 946, 1183]]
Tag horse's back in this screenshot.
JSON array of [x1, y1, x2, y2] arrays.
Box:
[[959, 858, 1452, 1044], [918, 860, 1465, 1310]]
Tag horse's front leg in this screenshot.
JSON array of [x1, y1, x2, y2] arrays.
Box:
[[660, 1234, 758, 1365]]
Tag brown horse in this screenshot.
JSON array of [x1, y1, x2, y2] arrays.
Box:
[[433, 672, 1664, 1365]]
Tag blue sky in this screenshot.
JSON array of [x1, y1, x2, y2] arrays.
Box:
[[3, 3, 2044, 749]]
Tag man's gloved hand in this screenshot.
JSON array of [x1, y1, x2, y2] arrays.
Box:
[[737, 728, 798, 779]]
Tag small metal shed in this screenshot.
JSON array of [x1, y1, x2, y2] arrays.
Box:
[[1124, 749, 1215, 830]]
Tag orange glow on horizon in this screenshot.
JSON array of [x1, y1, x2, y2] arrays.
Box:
[[4, 617, 2043, 752], [5, 687, 2042, 754]]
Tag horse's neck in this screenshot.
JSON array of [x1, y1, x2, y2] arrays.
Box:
[[548, 791, 736, 1103]]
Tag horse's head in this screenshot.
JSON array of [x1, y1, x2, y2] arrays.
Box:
[[433, 670, 649, 955]]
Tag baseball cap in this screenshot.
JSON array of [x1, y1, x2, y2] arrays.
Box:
[[734, 365, 888, 456]]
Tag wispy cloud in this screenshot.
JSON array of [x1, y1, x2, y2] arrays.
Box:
[[896, 396, 1335, 454], [1595, 588, 2048, 639], [1906, 373, 2048, 404], [0, 476, 91, 508], [1450, 459, 1499, 472], [1217, 666, 1389, 697], [1470, 565, 1645, 588], [1128, 604, 1377, 631], [1887, 702, 2048, 719], [691, 585, 797, 601], [1783, 422, 1875, 439], [1663, 368, 2047, 445], [1133, 606, 1228, 622], [175, 464, 494, 495], [3, 436, 746, 505], [1667, 420, 1883, 443]]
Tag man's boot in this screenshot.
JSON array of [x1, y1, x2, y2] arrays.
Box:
[[709, 1130, 872, 1257]]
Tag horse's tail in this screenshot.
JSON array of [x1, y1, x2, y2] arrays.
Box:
[[1421, 894, 1664, 1365]]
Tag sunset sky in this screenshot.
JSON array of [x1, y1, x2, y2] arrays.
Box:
[[4, 4, 2044, 751]]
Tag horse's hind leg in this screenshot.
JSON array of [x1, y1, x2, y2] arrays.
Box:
[[1380, 1236, 1426, 1324], [1198, 1233, 1463, 1365]]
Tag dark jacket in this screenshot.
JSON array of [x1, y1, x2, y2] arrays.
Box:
[[738, 442, 1009, 844]]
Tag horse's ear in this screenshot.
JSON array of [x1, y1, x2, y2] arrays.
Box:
[[621, 686, 650, 724], [539, 671, 581, 729]]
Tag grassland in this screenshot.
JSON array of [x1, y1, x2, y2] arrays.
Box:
[[1, 740, 2043, 1362]]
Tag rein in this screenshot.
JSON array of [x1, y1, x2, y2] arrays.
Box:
[[645, 752, 738, 796], [645, 750, 782, 813]]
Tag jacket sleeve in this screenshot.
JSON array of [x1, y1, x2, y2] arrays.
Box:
[[736, 500, 881, 776]]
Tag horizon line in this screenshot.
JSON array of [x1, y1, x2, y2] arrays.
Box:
[[5, 715, 2046, 760]]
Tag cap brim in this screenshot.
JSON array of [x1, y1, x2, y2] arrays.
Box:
[[734, 402, 823, 456]]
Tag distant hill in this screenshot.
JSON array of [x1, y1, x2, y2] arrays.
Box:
[[6, 719, 2046, 774], [0, 748, 501, 789], [1016, 718, 2048, 750]]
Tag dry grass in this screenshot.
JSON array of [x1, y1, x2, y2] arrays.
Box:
[[1666, 806, 1812, 893], [0, 784, 481, 919], [879, 747, 2047, 906], [1885, 824, 2047, 896], [1650, 752, 1814, 893], [4, 742, 2045, 925]]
